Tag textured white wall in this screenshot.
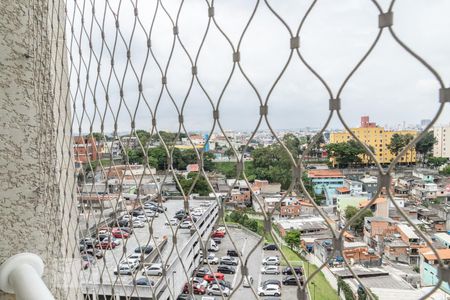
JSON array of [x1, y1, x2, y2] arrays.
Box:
[[0, 1, 78, 299]]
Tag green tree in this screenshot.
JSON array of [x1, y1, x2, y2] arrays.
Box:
[[345, 206, 358, 220], [127, 149, 144, 164], [87, 132, 107, 142], [387, 133, 414, 156], [135, 129, 151, 147], [224, 148, 235, 158], [176, 172, 211, 196], [344, 205, 373, 234], [326, 140, 366, 168], [415, 131, 436, 164], [427, 157, 448, 168], [285, 230, 301, 248], [441, 165, 450, 175]]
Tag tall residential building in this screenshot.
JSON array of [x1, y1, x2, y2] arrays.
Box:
[[330, 116, 418, 164], [433, 124, 450, 158]]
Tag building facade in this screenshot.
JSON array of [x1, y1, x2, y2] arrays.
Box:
[[433, 124, 450, 158], [330, 116, 418, 164]]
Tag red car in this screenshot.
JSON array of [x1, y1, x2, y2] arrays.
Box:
[[203, 272, 225, 282], [111, 228, 129, 239], [95, 240, 116, 250], [211, 231, 225, 238], [183, 283, 206, 295]]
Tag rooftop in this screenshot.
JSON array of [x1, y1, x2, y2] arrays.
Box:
[[307, 169, 344, 178], [419, 248, 450, 260], [397, 224, 419, 239]]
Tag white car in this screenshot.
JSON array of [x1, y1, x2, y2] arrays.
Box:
[[114, 263, 138, 275], [220, 256, 238, 266], [261, 265, 280, 275], [258, 284, 281, 297], [262, 256, 280, 265], [243, 275, 253, 287], [200, 201, 211, 207], [203, 254, 219, 265], [215, 226, 226, 233], [134, 215, 148, 222], [165, 218, 178, 226], [145, 210, 159, 217], [132, 220, 145, 228], [207, 284, 230, 297], [126, 253, 142, 263], [179, 221, 192, 229], [143, 263, 163, 276], [191, 210, 203, 217]]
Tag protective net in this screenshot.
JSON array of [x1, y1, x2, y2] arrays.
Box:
[[58, 0, 450, 299]]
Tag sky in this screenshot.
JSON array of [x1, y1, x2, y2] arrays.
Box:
[[67, 0, 450, 135]]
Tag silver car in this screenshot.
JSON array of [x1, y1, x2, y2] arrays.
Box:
[[261, 265, 280, 275]]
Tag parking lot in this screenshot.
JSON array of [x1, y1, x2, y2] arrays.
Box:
[[81, 199, 210, 286], [191, 226, 299, 300]]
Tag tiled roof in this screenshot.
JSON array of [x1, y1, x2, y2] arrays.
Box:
[[307, 169, 344, 178]]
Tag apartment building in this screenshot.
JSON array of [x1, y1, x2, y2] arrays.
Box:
[[73, 136, 103, 163], [433, 124, 450, 158], [330, 116, 418, 164]]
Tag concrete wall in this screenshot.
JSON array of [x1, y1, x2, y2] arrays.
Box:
[[0, 1, 78, 299]]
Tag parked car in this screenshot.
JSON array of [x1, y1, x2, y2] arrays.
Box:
[[204, 254, 219, 265], [80, 238, 97, 249], [81, 255, 96, 269], [215, 226, 226, 233], [261, 265, 280, 275], [183, 283, 206, 295], [132, 220, 145, 228], [165, 218, 179, 226], [257, 284, 281, 297], [209, 279, 232, 290], [212, 237, 222, 245], [118, 227, 133, 234], [145, 210, 159, 217], [126, 253, 142, 263], [208, 242, 219, 252], [282, 275, 302, 286], [219, 256, 238, 266], [217, 265, 235, 274], [189, 277, 208, 288], [111, 228, 130, 239], [203, 273, 224, 282], [117, 219, 130, 227], [95, 240, 116, 250], [262, 256, 280, 265], [211, 231, 225, 238], [114, 263, 138, 275], [134, 245, 153, 254], [263, 243, 278, 251], [131, 210, 145, 217], [261, 279, 281, 288], [81, 248, 103, 259], [243, 275, 253, 288], [226, 249, 241, 257], [132, 277, 154, 286], [282, 266, 303, 275], [206, 284, 230, 297], [193, 267, 212, 278], [179, 221, 192, 229], [143, 263, 163, 276]]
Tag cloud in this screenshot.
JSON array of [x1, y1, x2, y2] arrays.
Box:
[[67, 0, 450, 135]]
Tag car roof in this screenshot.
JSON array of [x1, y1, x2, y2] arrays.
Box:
[[264, 284, 280, 289]]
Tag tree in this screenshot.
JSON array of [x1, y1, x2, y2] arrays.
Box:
[[176, 172, 211, 196], [224, 148, 235, 158], [344, 205, 373, 234], [325, 140, 366, 168], [135, 129, 151, 147], [415, 131, 436, 164], [387, 133, 414, 156], [441, 165, 450, 175], [345, 206, 358, 220], [285, 230, 301, 248], [87, 132, 107, 142], [427, 157, 448, 168]]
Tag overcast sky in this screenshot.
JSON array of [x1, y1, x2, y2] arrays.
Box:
[[67, 0, 450, 135]]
